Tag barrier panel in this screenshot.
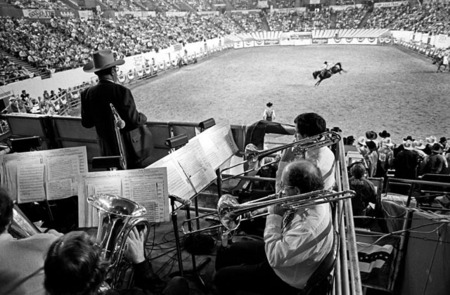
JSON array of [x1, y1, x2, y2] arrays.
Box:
[[2, 113, 53, 149]]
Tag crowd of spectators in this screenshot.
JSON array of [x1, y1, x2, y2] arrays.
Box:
[[344, 131, 450, 179], [0, 54, 34, 86], [5, 1, 450, 86], [9, 0, 70, 10], [6, 84, 88, 115]]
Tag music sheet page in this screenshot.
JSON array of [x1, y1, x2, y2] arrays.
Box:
[[3, 153, 44, 203], [171, 140, 216, 195], [78, 168, 168, 227], [17, 163, 46, 203], [121, 168, 168, 223], [149, 156, 195, 201]]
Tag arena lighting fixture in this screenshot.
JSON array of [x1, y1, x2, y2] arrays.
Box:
[[92, 156, 123, 170], [10, 136, 42, 152], [165, 134, 189, 150], [199, 118, 215, 131]]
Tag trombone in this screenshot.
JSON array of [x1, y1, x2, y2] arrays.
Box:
[[182, 189, 355, 235], [221, 131, 341, 181]]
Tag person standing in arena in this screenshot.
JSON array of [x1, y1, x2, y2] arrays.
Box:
[[262, 102, 276, 121], [81, 49, 151, 168]]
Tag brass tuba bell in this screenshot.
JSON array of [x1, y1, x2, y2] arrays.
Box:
[[88, 194, 151, 289]]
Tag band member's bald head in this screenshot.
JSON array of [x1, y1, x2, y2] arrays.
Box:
[[282, 160, 324, 193]]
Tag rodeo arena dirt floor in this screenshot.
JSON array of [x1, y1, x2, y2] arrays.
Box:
[[121, 44, 450, 295]]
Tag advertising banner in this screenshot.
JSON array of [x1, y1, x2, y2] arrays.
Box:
[[254, 40, 265, 46], [22, 9, 53, 19], [328, 37, 377, 45], [313, 38, 329, 44], [264, 40, 280, 46], [55, 10, 77, 19], [234, 42, 244, 49], [374, 1, 407, 7], [78, 10, 93, 20], [244, 41, 255, 47]]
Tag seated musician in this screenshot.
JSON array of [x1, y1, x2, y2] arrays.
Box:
[[276, 112, 336, 191], [44, 229, 189, 295], [214, 160, 334, 295], [0, 187, 62, 295]]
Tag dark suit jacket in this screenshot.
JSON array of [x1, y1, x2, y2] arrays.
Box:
[[81, 80, 147, 163]]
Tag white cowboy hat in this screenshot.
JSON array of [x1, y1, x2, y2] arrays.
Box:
[[83, 49, 125, 73], [403, 140, 414, 150]]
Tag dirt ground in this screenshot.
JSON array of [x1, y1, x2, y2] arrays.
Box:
[[131, 45, 450, 143]]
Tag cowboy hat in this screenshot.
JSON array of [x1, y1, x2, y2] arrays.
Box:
[[365, 131, 377, 140], [83, 49, 124, 73], [413, 140, 426, 150], [426, 136, 437, 145], [403, 140, 414, 150], [378, 130, 391, 138], [357, 136, 367, 146], [403, 135, 415, 142], [382, 138, 394, 147], [266, 102, 273, 107]]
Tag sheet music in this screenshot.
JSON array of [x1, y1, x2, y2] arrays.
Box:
[[149, 156, 195, 201], [4, 153, 44, 203], [46, 178, 77, 201], [46, 155, 80, 180], [171, 140, 216, 194], [78, 168, 168, 227], [121, 168, 168, 223], [44, 146, 88, 176], [2, 147, 88, 203], [17, 163, 46, 203]]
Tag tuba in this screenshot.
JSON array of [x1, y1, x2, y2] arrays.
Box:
[[88, 194, 151, 290]]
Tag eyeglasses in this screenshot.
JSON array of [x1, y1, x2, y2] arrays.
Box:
[[279, 181, 296, 194]]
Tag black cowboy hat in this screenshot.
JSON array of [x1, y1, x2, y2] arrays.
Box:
[[365, 131, 377, 140], [331, 127, 342, 133], [403, 135, 415, 141], [378, 130, 391, 138], [266, 102, 273, 107], [83, 49, 125, 73]]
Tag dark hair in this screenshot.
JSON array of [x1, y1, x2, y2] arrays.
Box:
[[350, 162, 366, 179], [294, 113, 326, 137], [366, 140, 377, 151], [0, 187, 13, 233], [94, 66, 114, 77], [44, 231, 107, 295], [286, 160, 324, 193]]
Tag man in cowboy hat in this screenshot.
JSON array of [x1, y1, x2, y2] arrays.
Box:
[[394, 140, 420, 180], [263, 102, 276, 122], [420, 143, 447, 175], [81, 49, 152, 168]]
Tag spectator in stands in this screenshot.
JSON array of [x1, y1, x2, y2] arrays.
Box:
[[348, 162, 377, 227], [356, 136, 369, 157], [44, 229, 189, 295], [378, 138, 394, 174], [0, 187, 62, 295], [81, 49, 152, 168], [365, 140, 378, 177], [394, 140, 419, 179], [420, 143, 447, 175]]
